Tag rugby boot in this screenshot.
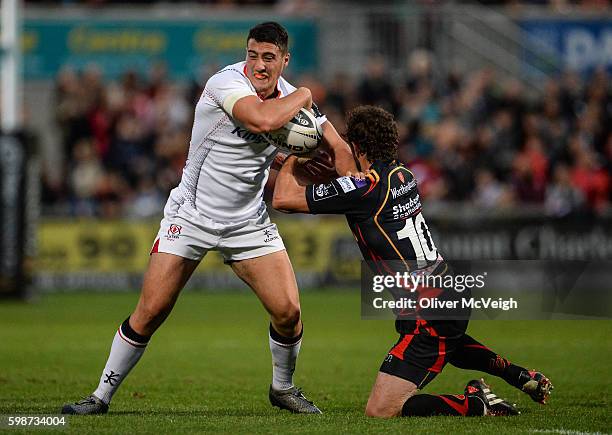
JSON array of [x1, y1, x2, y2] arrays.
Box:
[[269, 385, 322, 414], [465, 379, 519, 416], [518, 370, 554, 404], [61, 395, 109, 415]]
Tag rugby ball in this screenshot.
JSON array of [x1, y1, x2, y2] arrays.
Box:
[[263, 108, 322, 154]]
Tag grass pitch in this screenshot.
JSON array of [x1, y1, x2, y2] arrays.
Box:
[[0, 290, 610, 434]]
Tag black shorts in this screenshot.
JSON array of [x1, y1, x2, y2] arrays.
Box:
[[379, 319, 469, 389]]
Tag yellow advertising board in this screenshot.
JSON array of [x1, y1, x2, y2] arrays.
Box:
[[37, 217, 361, 281]]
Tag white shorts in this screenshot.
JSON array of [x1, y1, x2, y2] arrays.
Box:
[[151, 188, 285, 262]]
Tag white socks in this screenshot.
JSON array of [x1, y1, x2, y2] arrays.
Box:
[[91, 320, 301, 403], [269, 324, 302, 391], [93, 318, 149, 405]]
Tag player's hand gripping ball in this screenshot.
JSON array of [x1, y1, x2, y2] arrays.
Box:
[[295, 150, 336, 184], [263, 108, 322, 154]]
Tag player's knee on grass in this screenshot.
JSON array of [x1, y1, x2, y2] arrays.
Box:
[[365, 372, 417, 418], [365, 400, 403, 418]]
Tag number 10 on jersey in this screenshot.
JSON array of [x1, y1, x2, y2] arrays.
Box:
[[397, 212, 438, 268]]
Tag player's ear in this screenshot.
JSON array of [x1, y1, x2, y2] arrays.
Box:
[[283, 52, 290, 67]]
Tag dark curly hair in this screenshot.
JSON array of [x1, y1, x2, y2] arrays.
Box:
[[346, 105, 399, 162]]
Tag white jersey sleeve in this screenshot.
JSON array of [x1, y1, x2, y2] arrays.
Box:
[[205, 67, 257, 116]]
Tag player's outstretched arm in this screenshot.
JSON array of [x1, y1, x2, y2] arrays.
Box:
[[319, 121, 358, 177], [231, 87, 312, 134], [272, 155, 310, 213]]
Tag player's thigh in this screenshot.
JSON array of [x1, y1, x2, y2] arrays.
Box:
[[366, 372, 418, 418], [230, 249, 300, 320], [132, 253, 200, 332], [135, 192, 215, 328]]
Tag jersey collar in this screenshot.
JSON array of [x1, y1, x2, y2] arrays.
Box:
[[370, 159, 397, 172]]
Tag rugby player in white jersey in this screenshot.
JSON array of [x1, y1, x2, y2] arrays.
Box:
[[61, 22, 356, 415]]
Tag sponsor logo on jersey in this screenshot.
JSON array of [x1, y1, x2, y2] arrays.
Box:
[[164, 224, 182, 241], [392, 194, 421, 220], [313, 183, 338, 201], [337, 176, 356, 193], [230, 126, 269, 146], [354, 177, 369, 188], [390, 179, 417, 199]]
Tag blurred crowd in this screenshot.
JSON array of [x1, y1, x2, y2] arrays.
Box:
[[43, 63, 192, 218], [320, 52, 611, 217], [41, 51, 611, 219]]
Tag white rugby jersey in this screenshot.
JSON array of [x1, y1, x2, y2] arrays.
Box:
[[176, 61, 327, 223]]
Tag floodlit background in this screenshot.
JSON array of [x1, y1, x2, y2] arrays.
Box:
[[6, 0, 609, 293], [0, 2, 611, 433]]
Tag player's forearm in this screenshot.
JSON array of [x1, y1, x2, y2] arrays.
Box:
[[321, 121, 358, 175], [272, 156, 309, 213], [253, 87, 312, 133]]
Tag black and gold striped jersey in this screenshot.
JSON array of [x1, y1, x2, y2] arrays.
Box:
[[305, 159, 443, 274]]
